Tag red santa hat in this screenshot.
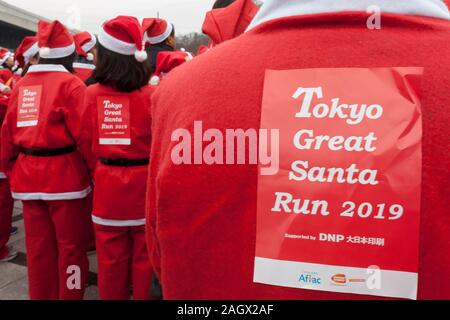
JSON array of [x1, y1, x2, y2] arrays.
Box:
[[74, 31, 97, 61], [37, 20, 75, 59], [15, 36, 39, 68], [98, 16, 147, 62], [202, 0, 259, 46], [150, 50, 192, 86], [0, 48, 13, 65], [197, 45, 211, 55], [142, 18, 174, 45]]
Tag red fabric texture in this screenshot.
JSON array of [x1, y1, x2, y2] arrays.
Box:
[[86, 83, 153, 220], [37, 20, 74, 49], [143, 18, 170, 40], [0, 68, 13, 84], [154, 51, 190, 77], [102, 16, 144, 49], [202, 0, 259, 46], [148, 13, 450, 299], [74, 32, 95, 57], [23, 198, 90, 300], [0, 179, 13, 259], [94, 223, 153, 300], [1, 69, 94, 194], [15, 36, 38, 68], [73, 66, 93, 83]]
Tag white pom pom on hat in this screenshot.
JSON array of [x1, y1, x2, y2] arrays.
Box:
[[150, 75, 160, 86], [86, 52, 94, 61], [134, 49, 148, 62], [39, 47, 51, 58]]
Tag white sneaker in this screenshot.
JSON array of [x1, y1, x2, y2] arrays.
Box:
[[0, 247, 18, 262]]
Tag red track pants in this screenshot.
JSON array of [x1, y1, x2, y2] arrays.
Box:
[[94, 223, 153, 300], [23, 198, 90, 300], [0, 179, 14, 259]]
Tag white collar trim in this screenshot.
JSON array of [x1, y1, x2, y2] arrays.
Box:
[[28, 64, 69, 73], [73, 62, 96, 70], [247, 0, 450, 31]]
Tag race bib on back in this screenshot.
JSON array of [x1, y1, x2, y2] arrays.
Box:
[[17, 85, 42, 127], [254, 67, 423, 300], [97, 96, 131, 145]]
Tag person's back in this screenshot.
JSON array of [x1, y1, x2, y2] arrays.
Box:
[[148, 0, 450, 299], [2, 64, 92, 196], [87, 15, 154, 300], [1, 20, 93, 300], [88, 83, 153, 220]]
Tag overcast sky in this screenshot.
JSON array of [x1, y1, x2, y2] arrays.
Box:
[[5, 0, 216, 34]]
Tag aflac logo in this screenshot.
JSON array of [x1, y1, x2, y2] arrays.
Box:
[[298, 271, 321, 286]]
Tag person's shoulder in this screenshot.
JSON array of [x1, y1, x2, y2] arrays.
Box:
[[139, 84, 155, 96], [84, 83, 105, 99]]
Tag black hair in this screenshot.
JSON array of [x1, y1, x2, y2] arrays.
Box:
[[213, 0, 236, 9], [21, 52, 40, 77], [92, 43, 151, 93], [21, 63, 31, 77], [39, 52, 76, 73]]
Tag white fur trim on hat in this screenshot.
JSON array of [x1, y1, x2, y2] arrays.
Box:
[[0, 52, 13, 65], [98, 28, 137, 55], [39, 43, 75, 59], [82, 33, 97, 53], [23, 42, 39, 64], [148, 23, 173, 44]]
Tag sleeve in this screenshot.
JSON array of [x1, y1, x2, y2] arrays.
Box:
[[64, 81, 97, 176], [0, 91, 19, 177], [147, 93, 162, 281]]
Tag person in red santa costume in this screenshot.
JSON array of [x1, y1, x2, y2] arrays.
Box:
[[0, 48, 23, 88], [0, 36, 40, 263], [147, 0, 450, 299], [0, 76, 15, 264], [73, 31, 97, 85], [0, 48, 15, 85], [14, 36, 40, 77], [142, 18, 177, 72], [86, 15, 154, 300], [1, 20, 94, 300], [199, 0, 259, 54]]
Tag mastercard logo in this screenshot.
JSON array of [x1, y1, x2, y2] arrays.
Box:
[[331, 274, 347, 284]]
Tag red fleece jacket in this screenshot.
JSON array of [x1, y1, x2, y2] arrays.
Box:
[[148, 12, 450, 299]]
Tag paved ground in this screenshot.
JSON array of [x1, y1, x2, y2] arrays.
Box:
[[0, 201, 99, 300]]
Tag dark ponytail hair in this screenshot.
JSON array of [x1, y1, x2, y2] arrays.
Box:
[[93, 43, 151, 93]]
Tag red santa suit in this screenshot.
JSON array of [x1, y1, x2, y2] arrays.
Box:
[[201, 0, 259, 48], [73, 32, 97, 83], [0, 68, 13, 86], [0, 48, 14, 84], [1, 20, 93, 300], [147, 0, 450, 299], [88, 16, 153, 300], [0, 85, 14, 261]]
